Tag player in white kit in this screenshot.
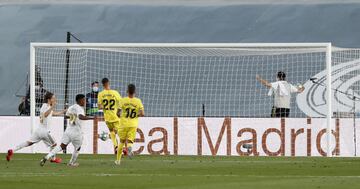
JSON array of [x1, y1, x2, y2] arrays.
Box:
[[40, 94, 95, 167], [6, 92, 66, 163]]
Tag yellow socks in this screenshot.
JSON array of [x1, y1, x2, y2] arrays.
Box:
[[116, 143, 125, 161], [127, 141, 133, 149], [110, 131, 118, 148]]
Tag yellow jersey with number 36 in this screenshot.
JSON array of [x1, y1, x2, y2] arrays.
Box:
[[98, 89, 121, 122], [120, 97, 144, 128]]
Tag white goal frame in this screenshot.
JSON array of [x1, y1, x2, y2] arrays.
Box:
[[30, 42, 333, 156]]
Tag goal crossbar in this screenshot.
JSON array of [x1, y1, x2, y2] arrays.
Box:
[[31, 42, 331, 48]]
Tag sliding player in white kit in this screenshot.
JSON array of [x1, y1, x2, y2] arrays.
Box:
[[6, 92, 66, 163], [40, 94, 94, 167]]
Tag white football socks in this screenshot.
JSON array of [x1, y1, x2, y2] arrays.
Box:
[[49, 145, 57, 160], [45, 146, 62, 160], [69, 150, 79, 165]]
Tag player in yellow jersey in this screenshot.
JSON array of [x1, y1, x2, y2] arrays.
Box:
[[97, 78, 122, 154], [115, 84, 144, 165]]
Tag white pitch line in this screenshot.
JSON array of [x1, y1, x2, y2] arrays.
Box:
[[4, 159, 320, 164], [0, 172, 360, 178]]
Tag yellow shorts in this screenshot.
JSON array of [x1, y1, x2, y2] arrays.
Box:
[[118, 127, 137, 142], [105, 120, 121, 131]]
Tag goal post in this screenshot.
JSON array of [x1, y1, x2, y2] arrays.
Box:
[[29, 42, 333, 156], [326, 43, 332, 157]]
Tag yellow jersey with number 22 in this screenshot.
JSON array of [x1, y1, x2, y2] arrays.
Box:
[[98, 89, 121, 122]]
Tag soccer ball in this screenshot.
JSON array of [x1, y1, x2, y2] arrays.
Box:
[[98, 131, 109, 141]]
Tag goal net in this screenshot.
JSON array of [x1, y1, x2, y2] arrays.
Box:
[[30, 43, 333, 118], [31, 43, 347, 156]]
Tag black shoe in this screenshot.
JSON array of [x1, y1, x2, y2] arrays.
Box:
[[40, 157, 47, 166], [114, 146, 118, 155]]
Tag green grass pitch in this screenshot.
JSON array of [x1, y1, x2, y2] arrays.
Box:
[[1, 154, 360, 189]]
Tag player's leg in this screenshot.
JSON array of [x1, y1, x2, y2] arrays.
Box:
[[13, 128, 42, 152], [279, 108, 284, 117], [68, 147, 81, 167], [278, 108, 289, 118], [13, 141, 34, 151], [284, 108, 290, 117], [6, 141, 34, 161], [270, 106, 276, 117], [122, 140, 128, 156], [126, 127, 137, 158], [40, 132, 70, 166], [42, 132, 62, 163], [68, 135, 83, 167], [40, 143, 67, 166], [115, 127, 127, 165], [106, 121, 118, 154], [273, 107, 281, 117], [6, 129, 41, 161]]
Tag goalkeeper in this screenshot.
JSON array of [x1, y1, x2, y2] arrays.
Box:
[[256, 71, 304, 117]]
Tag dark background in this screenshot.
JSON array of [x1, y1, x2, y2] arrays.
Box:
[[1, 1, 360, 115]]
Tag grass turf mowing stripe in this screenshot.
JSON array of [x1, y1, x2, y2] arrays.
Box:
[[1, 154, 360, 189]]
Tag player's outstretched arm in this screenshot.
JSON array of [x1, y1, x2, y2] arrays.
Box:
[[98, 103, 103, 110], [53, 109, 67, 116], [43, 106, 55, 117], [43, 103, 56, 117], [78, 114, 95, 120], [290, 84, 305, 94], [139, 110, 145, 117], [256, 74, 272, 88], [296, 85, 305, 93], [297, 87, 305, 93], [117, 108, 121, 117], [97, 93, 103, 110]]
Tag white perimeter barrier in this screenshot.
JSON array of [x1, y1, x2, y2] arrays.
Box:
[[1, 116, 359, 157]]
